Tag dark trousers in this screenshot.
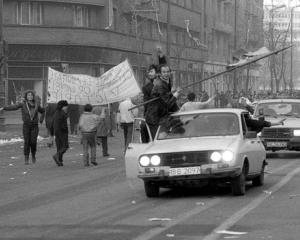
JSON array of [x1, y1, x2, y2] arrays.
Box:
[[54, 133, 69, 162], [70, 122, 78, 135], [121, 122, 133, 150], [22, 123, 39, 157], [141, 122, 149, 143], [97, 136, 108, 155], [82, 132, 96, 164]]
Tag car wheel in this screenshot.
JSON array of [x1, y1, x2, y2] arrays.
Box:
[[144, 181, 159, 198], [231, 172, 246, 196], [252, 162, 265, 187]]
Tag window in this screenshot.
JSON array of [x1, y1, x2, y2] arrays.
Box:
[[17, 2, 43, 25], [73, 5, 90, 27]]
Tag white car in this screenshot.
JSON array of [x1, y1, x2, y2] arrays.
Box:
[[125, 109, 266, 197], [253, 99, 300, 151]]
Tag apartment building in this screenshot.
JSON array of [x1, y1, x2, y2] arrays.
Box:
[[2, 0, 264, 103]]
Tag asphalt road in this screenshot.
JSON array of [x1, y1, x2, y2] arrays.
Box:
[[1, 134, 300, 240]]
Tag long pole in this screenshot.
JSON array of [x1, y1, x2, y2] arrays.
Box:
[[0, 0, 4, 131], [128, 46, 292, 111], [0, 0, 3, 86], [166, 0, 171, 62], [233, 0, 237, 93], [290, 7, 294, 91]]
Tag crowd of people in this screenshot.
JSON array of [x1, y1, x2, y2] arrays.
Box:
[[2, 58, 297, 166]]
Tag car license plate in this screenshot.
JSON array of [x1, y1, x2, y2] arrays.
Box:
[[266, 142, 287, 147], [169, 166, 201, 176]]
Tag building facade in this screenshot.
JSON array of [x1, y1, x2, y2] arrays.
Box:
[[2, 0, 263, 104], [203, 0, 264, 96]]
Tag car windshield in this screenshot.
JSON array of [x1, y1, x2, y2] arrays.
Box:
[[157, 113, 240, 140], [254, 102, 300, 118]]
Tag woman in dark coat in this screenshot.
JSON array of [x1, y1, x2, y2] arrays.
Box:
[[0, 90, 45, 164], [51, 100, 69, 167], [44, 103, 57, 147]]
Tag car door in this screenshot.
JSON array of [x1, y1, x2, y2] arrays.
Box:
[[125, 118, 153, 179], [240, 113, 260, 173]]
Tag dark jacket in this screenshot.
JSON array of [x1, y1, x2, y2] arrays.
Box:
[[245, 118, 271, 133], [145, 78, 178, 125], [44, 103, 57, 130], [51, 110, 68, 136], [4, 101, 45, 125], [142, 79, 154, 115]]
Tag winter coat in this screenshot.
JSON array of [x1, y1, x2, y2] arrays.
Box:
[[51, 109, 68, 136], [4, 101, 44, 125], [92, 106, 110, 137], [145, 78, 178, 126], [78, 112, 100, 133]]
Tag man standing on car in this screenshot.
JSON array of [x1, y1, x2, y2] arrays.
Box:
[[141, 64, 158, 143], [145, 64, 181, 139]]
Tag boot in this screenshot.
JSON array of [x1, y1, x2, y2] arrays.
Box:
[[32, 154, 36, 164], [25, 155, 29, 165]]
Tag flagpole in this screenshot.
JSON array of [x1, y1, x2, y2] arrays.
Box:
[[128, 46, 292, 111]]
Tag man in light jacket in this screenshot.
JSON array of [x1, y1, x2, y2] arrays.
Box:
[[118, 98, 138, 152], [78, 104, 101, 167]]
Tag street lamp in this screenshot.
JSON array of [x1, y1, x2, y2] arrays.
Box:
[[290, 5, 300, 91]]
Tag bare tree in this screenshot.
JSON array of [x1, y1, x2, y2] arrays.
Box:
[[264, 17, 290, 92]]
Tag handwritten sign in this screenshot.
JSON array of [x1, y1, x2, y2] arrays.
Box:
[[47, 59, 141, 105]]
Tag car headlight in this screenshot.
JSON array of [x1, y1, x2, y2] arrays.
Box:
[[150, 155, 161, 166], [139, 156, 150, 167], [211, 152, 222, 162], [294, 130, 300, 136], [222, 151, 234, 162]]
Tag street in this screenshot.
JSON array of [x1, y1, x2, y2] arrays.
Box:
[[1, 132, 300, 240]]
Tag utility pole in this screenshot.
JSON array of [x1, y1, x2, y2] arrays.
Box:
[[233, 0, 237, 94], [290, 7, 294, 91], [0, 0, 5, 131], [166, 0, 171, 62]]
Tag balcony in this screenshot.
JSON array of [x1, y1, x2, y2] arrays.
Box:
[[4, 25, 206, 62]]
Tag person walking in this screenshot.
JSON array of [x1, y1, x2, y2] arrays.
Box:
[[44, 103, 56, 147], [68, 104, 80, 135], [0, 90, 44, 165], [51, 100, 69, 167], [92, 105, 110, 157], [118, 98, 138, 152], [78, 104, 101, 167]]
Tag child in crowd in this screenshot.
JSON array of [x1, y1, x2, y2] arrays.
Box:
[[78, 104, 101, 167]]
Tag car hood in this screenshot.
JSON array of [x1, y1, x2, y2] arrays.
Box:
[[144, 136, 240, 154], [265, 117, 300, 128]]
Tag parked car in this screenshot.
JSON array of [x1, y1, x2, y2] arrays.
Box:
[[125, 109, 266, 197], [253, 99, 300, 151]]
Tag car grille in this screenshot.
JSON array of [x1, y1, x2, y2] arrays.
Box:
[[161, 151, 210, 167], [262, 128, 292, 139]]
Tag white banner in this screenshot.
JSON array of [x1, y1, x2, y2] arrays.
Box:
[[47, 59, 141, 105]]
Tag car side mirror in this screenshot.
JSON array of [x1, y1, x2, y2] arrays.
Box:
[[245, 131, 257, 139]]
